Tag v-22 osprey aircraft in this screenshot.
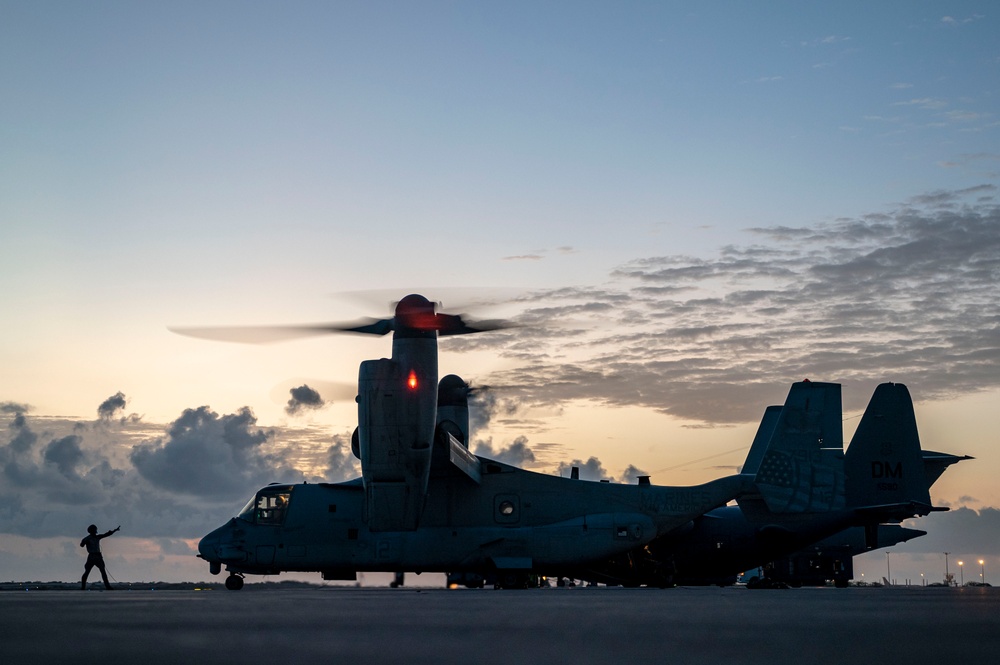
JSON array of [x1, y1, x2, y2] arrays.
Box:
[[192, 295, 755, 589]]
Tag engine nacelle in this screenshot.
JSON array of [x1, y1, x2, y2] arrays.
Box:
[[357, 357, 437, 530], [436, 374, 470, 447]]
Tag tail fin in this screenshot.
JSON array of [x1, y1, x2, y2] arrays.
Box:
[[844, 383, 931, 511], [754, 381, 846, 513], [740, 405, 783, 475]]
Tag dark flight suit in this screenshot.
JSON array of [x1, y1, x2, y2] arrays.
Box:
[[80, 529, 116, 590]]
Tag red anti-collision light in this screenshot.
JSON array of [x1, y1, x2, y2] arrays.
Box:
[[407, 370, 418, 390]]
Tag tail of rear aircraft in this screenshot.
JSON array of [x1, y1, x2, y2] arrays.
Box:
[[753, 381, 846, 513], [921, 450, 974, 487], [740, 405, 782, 476], [844, 382, 932, 512]]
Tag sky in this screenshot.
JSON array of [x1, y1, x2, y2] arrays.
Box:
[[1, 1, 998, 585]]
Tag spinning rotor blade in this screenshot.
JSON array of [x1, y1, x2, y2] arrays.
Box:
[[435, 314, 512, 336], [169, 318, 392, 344], [169, 291, 516, 344]]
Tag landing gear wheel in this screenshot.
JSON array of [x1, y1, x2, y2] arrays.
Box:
[[225, 574, 245, 591], [497, 572, 529, 589]]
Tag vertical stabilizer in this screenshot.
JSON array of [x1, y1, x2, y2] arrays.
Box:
[[755, 381, 845, 513], [845, 382, 930, 510], [741, 405, 783, 475]]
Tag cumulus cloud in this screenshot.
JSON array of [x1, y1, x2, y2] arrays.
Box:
[[0, 402, 340, 541], [43, 435, 85, 478], [130, 406, 294, 499], [1, 415, 123, 519], [468, 386, 521, 435], [6, 412, 38, 454], [324, 433, 360, 482], [553, 457, 651, 484], [285, 384, 326, 416], [619, 464, 652, 484], [97, 392, 127, 420], [556, 456, 610, 482], [474, 435, 536, 467]]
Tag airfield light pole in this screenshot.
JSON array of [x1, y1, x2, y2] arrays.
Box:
[[980, 559, 986, 585], [886, 552, 891, 586], [921, 573, 925, 587], [959, 561, 964, 586], [945, 552, 950, 586]]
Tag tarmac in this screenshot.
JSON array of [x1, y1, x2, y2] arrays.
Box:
[[1, 585, 997, 665]]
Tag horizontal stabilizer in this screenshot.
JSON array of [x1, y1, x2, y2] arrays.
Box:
[[861, 523, 929, 550], [922, 450, 974, 487], [854, 500, 948, 523]]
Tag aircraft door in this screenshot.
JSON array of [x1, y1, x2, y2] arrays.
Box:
[[256, 546, 275, 566]]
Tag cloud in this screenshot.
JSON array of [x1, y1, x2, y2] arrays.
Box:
[[501, 247, 579, 261], [130, 406, 294, 499], [941, 15, 984, 27], [556, 456, 610, 481], [1, 402, 341, 541], [324, 433, 360, 482], [619, 464, 652, 484], [97, 392, 127, 420], [43, 435, 85, 478], [474, 435, 536, 467], [899, 507, 1000, 555], [6, 412, 38, 454], [938, 153, 1000, 172], [892, 98, 949, 110], [2, 416, 123, 516], [285, 384, 326, 416], [468, 385, 520, 435], [552, 457, 651, 484], [447, 187, 1000, 425]]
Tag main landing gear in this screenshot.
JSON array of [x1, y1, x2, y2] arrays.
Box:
[[225, 573, 245, 591]]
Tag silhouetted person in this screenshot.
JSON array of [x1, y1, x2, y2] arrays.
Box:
[[81, 524, 119, 590]]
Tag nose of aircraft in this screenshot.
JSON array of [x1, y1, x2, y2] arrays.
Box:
[[198, 529, 220, 560], [198, 519, 249, 565]]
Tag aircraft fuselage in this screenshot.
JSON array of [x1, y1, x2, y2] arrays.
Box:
[[198, 459, 750, 579]]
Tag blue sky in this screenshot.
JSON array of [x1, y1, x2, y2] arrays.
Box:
[[1, 1, 998, 584]]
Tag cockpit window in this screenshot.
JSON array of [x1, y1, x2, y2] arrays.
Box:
[[237, 497, 256, 522], [236, 486, 293, 525]]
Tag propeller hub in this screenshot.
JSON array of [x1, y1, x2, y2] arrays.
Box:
[[394, 294, 438, 332]]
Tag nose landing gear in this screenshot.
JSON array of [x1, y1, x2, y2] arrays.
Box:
[[225, 573, 245, 591]]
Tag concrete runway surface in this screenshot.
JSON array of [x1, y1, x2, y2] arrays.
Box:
[[1, 586, 997, 665]]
